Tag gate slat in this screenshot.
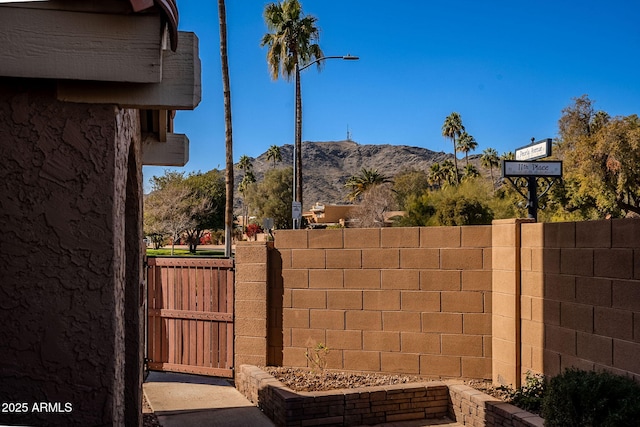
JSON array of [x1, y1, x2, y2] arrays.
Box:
[[146, 257, 234, 378]]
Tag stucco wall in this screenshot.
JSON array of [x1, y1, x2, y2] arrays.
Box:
[[0, 80, 142, 426]]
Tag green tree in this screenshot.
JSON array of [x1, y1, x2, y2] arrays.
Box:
[[245, 167, 294, 229], [218, 0, 234, 257], [144, 176, 194, 254], [557, 95, 640, 217], [481, 147, 500, 190], [144, 170, 225, 254], [345, 168, 392, 202], [182, 170, 226, 253], [392, 169, 430, 210], [266, 144, 282, 168], [394, 193, 436, 227], [261, 0, 323, 210], [435, 196, 493, 226], [457, 131, 477, 166], [442, 112, 465, 184]]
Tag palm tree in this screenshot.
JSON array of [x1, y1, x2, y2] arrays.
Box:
[[481, 147, 499, 189], [237, 154, 253, 174], [442, 112, 465, 184], [218, 0, 234, 257], [236, 155, 254, 233], [261, 0, 323, 211], [266, 144, 282, 168], [501, 151, 515, 160], [457, 132, 477, 166], [428, 162, 445, 189], [440, 160, 458, 186], [238, 171, 256, 233], [345, 168, 391, 201], [462, 164, 480, 181]]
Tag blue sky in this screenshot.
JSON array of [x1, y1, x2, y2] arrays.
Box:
[[143, 0, 640, 186]]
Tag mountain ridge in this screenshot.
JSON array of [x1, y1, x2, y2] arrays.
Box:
[[235, 140, 470, 209]]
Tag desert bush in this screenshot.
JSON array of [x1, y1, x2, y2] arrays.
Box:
[[541, 368, 640, 426], [498, 371, 546, 413]]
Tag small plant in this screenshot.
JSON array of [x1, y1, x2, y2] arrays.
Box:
[[542, 368, 640, 427], [305, 343, 330, 372], [498, 371, 546, 413]]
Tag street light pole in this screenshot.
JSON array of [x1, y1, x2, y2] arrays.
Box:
[[292, 55, 359, 229]]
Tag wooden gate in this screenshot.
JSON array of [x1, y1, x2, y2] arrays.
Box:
[[146, 257, 234, 377]]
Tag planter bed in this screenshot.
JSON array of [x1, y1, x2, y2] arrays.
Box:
[[236, 365, 543, 427]]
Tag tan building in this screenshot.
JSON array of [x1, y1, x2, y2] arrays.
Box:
[[304, 202, 356, 227]]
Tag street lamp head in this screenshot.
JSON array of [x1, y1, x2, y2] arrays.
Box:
[[342, 55, 359, 61]]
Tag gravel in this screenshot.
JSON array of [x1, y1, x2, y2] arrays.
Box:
[[263, 366, 507, 400]]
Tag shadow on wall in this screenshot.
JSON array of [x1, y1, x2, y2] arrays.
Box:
[[267, 247, 284, 366], [534, 220, 640, 382]]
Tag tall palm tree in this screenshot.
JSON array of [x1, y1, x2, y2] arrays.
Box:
[[261, 0, 323, 211], [237, 154, 253, 174], [481, 147, 499, 189], [236, 154, 254, 232], [442, 112, 465, 184], [238, 171, 256, 233], [266, 144, 282, 168], [345, 168, 391, 202], [218, 0, 234, 257], [457, 132, 477, 166]]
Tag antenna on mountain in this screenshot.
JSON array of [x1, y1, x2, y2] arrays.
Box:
[[346, 125, 352, 141]]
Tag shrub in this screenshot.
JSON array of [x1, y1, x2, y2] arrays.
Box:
[[542, 368, 640, 427], [245, 223, 263, 240], [498, 371, 546, 413]]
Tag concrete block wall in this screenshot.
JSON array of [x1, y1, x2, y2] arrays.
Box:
[[520, 218, 640, 381], [271, 226, 493, 379], [235, 242, 270, 369]]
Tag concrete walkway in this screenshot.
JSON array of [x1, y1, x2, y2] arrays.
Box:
[[143, 371, 462, 427], [143, 371, 275, 427]]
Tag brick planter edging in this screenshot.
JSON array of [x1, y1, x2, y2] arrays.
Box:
[[236, 365, 544, 427], [447, 383, 544, 427]]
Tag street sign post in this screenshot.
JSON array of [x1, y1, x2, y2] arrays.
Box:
[[502, 160, 562, 177], [502, 138, 562, 221], [292, 201, 302, 229], [515, 138, 552, 161]]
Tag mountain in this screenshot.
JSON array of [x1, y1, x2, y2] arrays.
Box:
[[235, 140, 467, 210]]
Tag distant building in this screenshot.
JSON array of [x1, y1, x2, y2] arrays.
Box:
[[304, 203, 356, 227]]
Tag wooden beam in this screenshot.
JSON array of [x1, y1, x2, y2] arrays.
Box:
[[57, 32, 201, 110], [0, 6, 162, 83], [142, 133, 189, 167], [128, 0, 155, 12]]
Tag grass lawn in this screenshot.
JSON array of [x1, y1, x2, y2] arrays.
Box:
[[146, 248, 225, 257]]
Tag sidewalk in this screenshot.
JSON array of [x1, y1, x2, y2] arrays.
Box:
[[143, 371, 275, 427]]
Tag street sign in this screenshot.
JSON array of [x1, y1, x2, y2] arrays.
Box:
[[502, 160, 562, 178], [291, 201, 302, 220], [263, 218, 274, 231], [515, 138, 552, 161]]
